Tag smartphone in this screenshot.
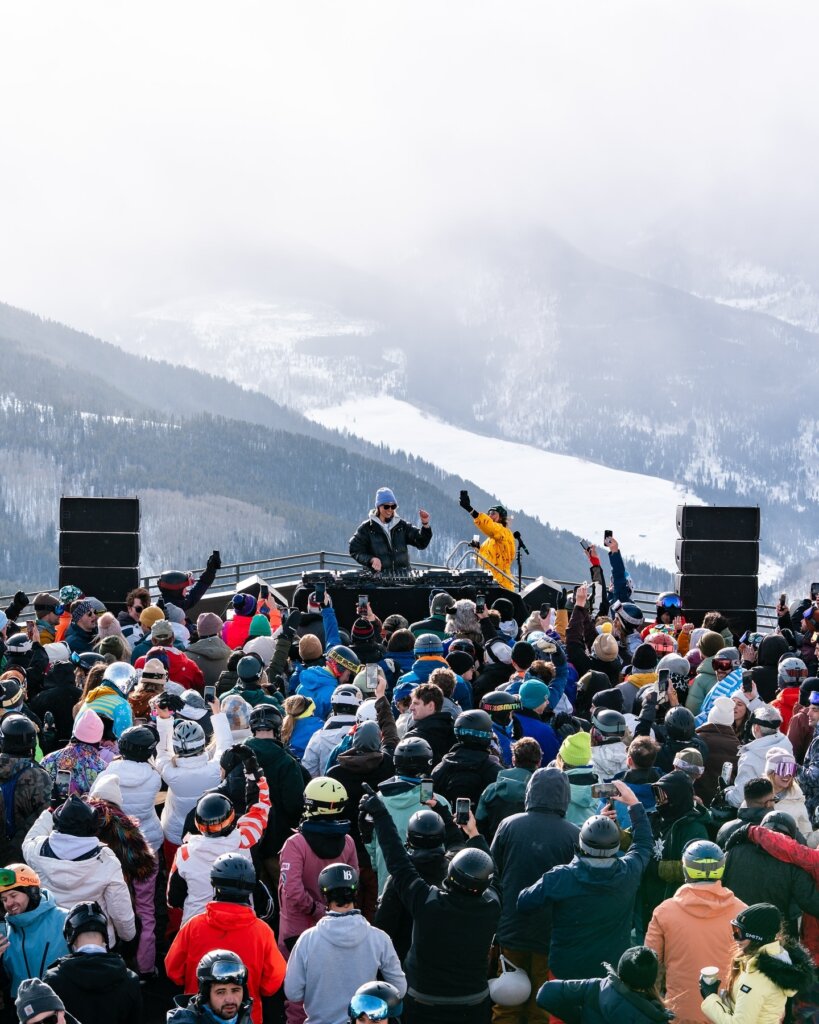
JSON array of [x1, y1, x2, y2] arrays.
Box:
[[364, 664, 379, 693], [579, 538, 591, 552], [742, 677, 753, 694], [315, 580, 326, 603], [591, 782, 619, 799], [204, 685, 216, 703], [720, 762, 734, 784], [55, 769, 72, 797], [780, 593, 788, 607], [455, 797, 471, 825], [260, 584, 269, 600], [603, 530, 613, 547], [540, 603, 551, 618], [472, 534, 481, 546], [476, 593, 486, 613], [357, 594, 368, 615], [419, 779, 434, 803], [212, 550, 220, 562]]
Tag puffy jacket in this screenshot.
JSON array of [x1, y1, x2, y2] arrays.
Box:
[[537, 972, 674, 1024], [184, 635, 232, 686], [135, 648, 205, 693], [30, 672, 83, 747], [702, 939, 815, 1024], [476, 766, 532, 839], [725, 730, 794, 807], [155, 713, 229, 844], [0, 753, 52, 863], [1, 889, 69, 996], [491, 769, 579, 953], [695, 723, 740, 804], [641, 799, 711, 923], [771, 780, 817, 846], [81, 684, 133, 738], [748, 635, 790, 704], [771, 686, 801, 732], [517, 803, 652, 979], [285, 711, 324, 762], [23, 810, 136, 945], [40, 742, 106, 797], [278, 823, 359, 944], [303, 715, 356, 778], [45, 952, 141, 1024], [366, 778, 452, 893], [473, 511, 515, 589], [348, 514, 432, 572], [95, 758, 163, 852], [166, 900, 286, 1024], [222, 614, 253, 651], [686, 660, 717, 715], [431, 744, 501, 809], [170, 777, 269, 923], [645, 882, 746, 1024]]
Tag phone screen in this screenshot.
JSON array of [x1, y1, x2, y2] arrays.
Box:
[[56, 770, 71, 796], [357, 594, 368, 614], [419, 779, 434, 802], [260, 584, 269, 600], [364, 664, 379, 692], [603, 530, 613, 546], [204, 685, 216, 703], [476, 594, 486, 613], [455, 797, 471, 824], [742, 678, 753, 694], [591, 783, 618, 799], [315, 581, 326, 602]]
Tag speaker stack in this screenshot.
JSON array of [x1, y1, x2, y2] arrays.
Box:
[[675, 505, 760, 634], [58, 497, 141, 613]]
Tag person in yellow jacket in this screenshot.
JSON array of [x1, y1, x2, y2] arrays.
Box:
[[700, 903, 815, 1024], [459, 490, 516, 590]]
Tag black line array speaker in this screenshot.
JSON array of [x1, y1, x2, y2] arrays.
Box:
[[676, 505, 760, 541], [675, 539, 759, 576], [675, 505, 758, 627], [59, 496, 140, 608]]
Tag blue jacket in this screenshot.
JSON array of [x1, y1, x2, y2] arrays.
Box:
[[295, 608, 343, 718], [397, 656, 472, 709], [517, 803, 652, 979], [286, 714, 324, 761], [537, 973, 673, 1024], [607, 548, 632, 605], [513, 711, 559, 766], [492, 722, 515, 768], [1, 890, 69, 995]]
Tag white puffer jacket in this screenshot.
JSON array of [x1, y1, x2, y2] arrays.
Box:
[[302, 715, 356, 778], [155, 712, 231, 845], [23, 809, 136, 945], [96, 757, 163, 852]]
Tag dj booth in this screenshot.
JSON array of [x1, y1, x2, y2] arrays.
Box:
[[293, 569, 529, 631]]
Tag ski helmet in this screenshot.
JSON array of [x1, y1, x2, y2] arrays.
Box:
[[488, 955, 532, 1008], [196, 949, 249, 1001], [63, 900, 108, 948], [71, 651, 106, 672], [348, 982, 403, 1023], [0, 863, 41, 909], [303, 777, 348, 816], [454, 709, 493, 749], [210, 852, 256, 903], [445, 847, 494, 895], [0, 679, 25, 711], [479, 691, 521, 723], [413, 634, 444, 657], [778, 657, 808, 687], [682, 840, 725, 882], [406, 809, 445, 853], [664, 706, 696, 741], [102, 661, 137, 694], [118, 725, 159, 762], [248, 703, 283, 736], [195, 793, 236, 836], [590, 709, 626, 741], [393, 736, 433, 777], [356, 699, 379, 724], [172, 719, 206, 757], [655, 592, 682, 619], [0, 714, 36, 757], [712, 648, 741, 674], [326, 645, 360, 676], [331, 684, 363, 714], [761, 810, 798, 838], [578, 815, 620, 858], [318, 862, 358, 904]]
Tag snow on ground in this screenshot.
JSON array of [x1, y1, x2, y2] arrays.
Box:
[[306, 396, 705, 573]]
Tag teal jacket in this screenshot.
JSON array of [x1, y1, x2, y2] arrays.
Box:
[[1, 890, 69, 995]]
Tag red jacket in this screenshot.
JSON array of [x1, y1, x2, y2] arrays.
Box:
[[136, 647, 205, 693], [222, 616, 253, 651], [771, 686, 801, 732], [750, 825, 819, 962], [165, 900, 286, 1024]]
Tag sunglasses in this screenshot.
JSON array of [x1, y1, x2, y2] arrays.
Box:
[[380, 504, 397, 510], [132, 605, 144, 613], [35, 1015, 60, 1024]]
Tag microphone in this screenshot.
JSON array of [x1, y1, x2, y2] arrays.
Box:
[[513, 531, 530, 555]]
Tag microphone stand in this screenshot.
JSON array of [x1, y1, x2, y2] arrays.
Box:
[[513, 531, 529, 591]]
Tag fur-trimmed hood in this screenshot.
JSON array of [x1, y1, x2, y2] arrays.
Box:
[[750, 940, 816, 996], [88, 797, 157, 881]]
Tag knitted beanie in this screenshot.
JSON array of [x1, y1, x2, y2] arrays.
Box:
[[632, 644, 659, 671], [72, 709, 104, 744], [519, 680, 550, 710], [139, 606, 165, 630], [71, 600, 94, 624], [708, 696, 735, 727], [559, 730, 592, 767], [698, 631, 726, 658], [298, 634, 323, 662], [196, 612, 223, 638], [16, 979, 65, 1024], [592, 633, 619, 663], [617, 946, 659, 990], [351, 618, 376, 643], [249, 614, 271, 638], [512, 641, 537, 670]]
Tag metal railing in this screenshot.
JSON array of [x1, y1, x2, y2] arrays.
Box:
[[3, 549, 780, 629]]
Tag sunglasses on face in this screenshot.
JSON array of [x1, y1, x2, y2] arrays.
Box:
[[35, 1015, 60, 1024], [132, 605, 144, 613], [380, 504, 397, 510]]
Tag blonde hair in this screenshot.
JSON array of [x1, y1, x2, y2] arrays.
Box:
[[282, 694, 314, 744]]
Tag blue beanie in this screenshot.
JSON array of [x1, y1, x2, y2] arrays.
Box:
[[375, 487, 397, 507], [520, 680, 550, 710]]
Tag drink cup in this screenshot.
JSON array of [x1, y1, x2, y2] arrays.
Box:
[[700, 967, 719, 985]]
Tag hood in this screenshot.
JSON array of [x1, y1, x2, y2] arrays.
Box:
[[598, 973, 673, 1023], [592, 743, 628, 779], [753, 941, 816, 996], [525, 767, 569, 813], [379, 778, 427, 805], [204, 900, 256, 932], [336, 748, 385, 773], [671, 881, 743, 918], [5, 889, 62, 932], [488, 767, 531, 802], [49, 952, 131, 991], [313, 910, 372, 948], [758, 634, 789, 668]]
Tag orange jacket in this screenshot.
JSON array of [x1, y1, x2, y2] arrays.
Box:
[[646, 882, 747, 1024]]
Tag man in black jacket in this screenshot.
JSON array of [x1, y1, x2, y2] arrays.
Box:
[[405, 683, 455, 766], [490, 768, 579, 1024], [349, 488, 432, 573], [44, 901, 141, 1024], [361, 784, 500, 1024], [432, 710, 501, 808]]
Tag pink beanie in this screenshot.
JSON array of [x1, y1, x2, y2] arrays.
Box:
[[72, 709, 104, 744], [96, 613, 124, 639]]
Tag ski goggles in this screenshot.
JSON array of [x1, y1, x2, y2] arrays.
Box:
[[348, 994, 391, 1022], [771, 760, 797, 779], [657, 595, 682, 609], [207, 960, 248, 985], [712, 658, 737, 673]]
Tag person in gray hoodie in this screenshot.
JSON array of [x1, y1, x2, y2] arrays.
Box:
[[490, 767, 580, 1024], [283, 863, 405, 1024], [184, 613, 232, 687]]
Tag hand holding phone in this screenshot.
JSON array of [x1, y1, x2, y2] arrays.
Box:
[[364, 664, 379, 693], [419, 779, 434, 803], [603, 530, 613, 547], [476, 593, 486, 614], [357, 594, 369, 615], [55, 769, 72, 799], [455, 797, 471, 825], [204, 685, 216, 703]]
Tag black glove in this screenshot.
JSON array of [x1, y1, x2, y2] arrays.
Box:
[[282, 609, 302, 638], [231, 744, 254, 763], [359, 782, 387, 819], [14, 591, 29, 609], [699, 976, 720, 999], [157, 693, 184, 712], [469, 540, 480, 550], [358, 808, 374, 844], [459, 489, 473, 513], [206, 550, 222, 572], [556, 588, 568, 611], [243, 753, 262, 781]]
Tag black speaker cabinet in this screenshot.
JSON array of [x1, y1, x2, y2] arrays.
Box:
[[58, 565, 140, 603], [59, 496, 140, 533], [520, 576, 564, 613], [675, 573, 758, 610], [59, 532, 140, 568], [675, 539, 759, 575], [676, 505, 760, 541]]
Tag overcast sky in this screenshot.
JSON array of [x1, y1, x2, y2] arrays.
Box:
[[2, 1, 817, 327]]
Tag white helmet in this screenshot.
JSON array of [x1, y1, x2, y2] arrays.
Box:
[[488, 956, 531, 1007], [356, 700, 378, 724], [103, 662, 138, 694]]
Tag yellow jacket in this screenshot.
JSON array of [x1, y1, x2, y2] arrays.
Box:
[[473, 512, 516, 589], [702, 940, 813, 1024]]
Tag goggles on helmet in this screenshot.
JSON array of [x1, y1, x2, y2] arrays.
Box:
[[712, 658, 736, 673], [349, 995, 390, 1022], [658, 595, 681, 609], [209, 960, 248, 984]]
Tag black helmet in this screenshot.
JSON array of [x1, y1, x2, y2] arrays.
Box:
[[578, 815, 621, 858], [118, 725, 159, 762], [0, 714, 37, 757], [195, 793, 236, 836], [656, 592, 682, 617], [761, 810, 798, 838], [72, 651, 106, 672], [480, 691, 521, 722], [210, 852, 256, 903], [454, 709, 494, 749], [348, 982, 404, 1023], [249, 704, 283, 736], [393, 736, 433, 777], [664, 706, 695, 741], [318, 862, 358, 904], [445, 847, 494, 895], [64, 900, 108, 948], [591, 708, 627, 740], [406, 809, 445, 853], [449, 638, 476, 659], [196, 949, 249, 1000]]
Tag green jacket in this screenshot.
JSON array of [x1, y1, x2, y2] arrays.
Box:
[[245, 737, 305, 852], [640, 805, 711, 921]]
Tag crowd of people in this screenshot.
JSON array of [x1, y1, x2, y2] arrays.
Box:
[[0, 489, 819, 1024]]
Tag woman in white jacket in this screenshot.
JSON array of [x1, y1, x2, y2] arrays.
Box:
[[765, 745, 819, 847], [22, 795, 136, 948], [95, 725, 163, 853]]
